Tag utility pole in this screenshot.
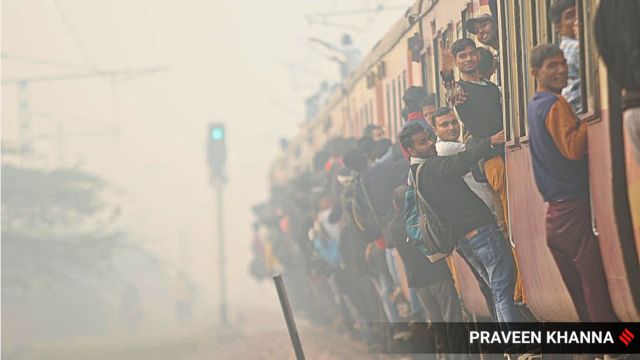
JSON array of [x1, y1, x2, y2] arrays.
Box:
[[1, 62, 168, 164], [215, 176, 227, 325], [206, 123, 227, 325]]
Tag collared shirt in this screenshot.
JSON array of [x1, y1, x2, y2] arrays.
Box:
[[560, 36, 582, 113]]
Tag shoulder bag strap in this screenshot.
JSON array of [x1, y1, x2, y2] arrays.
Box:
[[359, 180, 382, 230]]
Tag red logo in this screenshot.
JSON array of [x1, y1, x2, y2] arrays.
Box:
[[619, 328, 634, 346]]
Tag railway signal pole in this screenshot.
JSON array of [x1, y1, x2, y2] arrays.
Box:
[[207, 123, 228, 325]]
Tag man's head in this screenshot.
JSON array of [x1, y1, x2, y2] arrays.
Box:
[[421, 93, 437, 122], [374, 138, 392, 159], [431, 107, 461, 142], [466, 14, 499, 50], [399, 122, 437, 159], [342, 33, 353, 46], [356, 136, 376, 161], [477, 47, 496, 79], [550, 0, 577, 38], [343, 148, 369, 173], [403, 86, 427, 113], [530, 43, 568, 93], [363, 124, 385, 141], [451, 38, 479, 75]]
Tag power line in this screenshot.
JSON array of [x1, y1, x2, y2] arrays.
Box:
[[304, 4, 406, 19], [1, 67, 169, 85], [52, 0, 96, 69], [3, 66, 168, 163], [1, 53, 94, 71]]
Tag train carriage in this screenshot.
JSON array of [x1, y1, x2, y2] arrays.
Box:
[[273, 0, 640, 322]]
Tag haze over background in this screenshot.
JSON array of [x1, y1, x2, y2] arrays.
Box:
[[2, 0, 409, 357]]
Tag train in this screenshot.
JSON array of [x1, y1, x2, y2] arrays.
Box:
[[269, 0, 640, 322]]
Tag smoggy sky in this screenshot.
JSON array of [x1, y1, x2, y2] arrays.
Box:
[[2, 0, 409, 319]]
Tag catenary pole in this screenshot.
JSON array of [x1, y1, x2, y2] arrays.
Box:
[[216, 177, 227, 325]]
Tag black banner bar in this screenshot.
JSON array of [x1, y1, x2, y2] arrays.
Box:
[[368, 322, 640, 354]]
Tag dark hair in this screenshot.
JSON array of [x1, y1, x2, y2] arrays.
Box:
[[594, 0, 640, 91], [530, 43, 564, 70], [402, 86, 427, 112], [399, 122, 426, 151], [421, 93, 437, 108], [477, 47, 495, 77], [343, 148, 368, 173], [550, 0, 576, 25], [313, 150, 330, 172], [356, 136, 375, 158], [431, 107, 453, 126], [451, 38, 476, 57], [373, 138, 392, 159], [363, 124, 382, 138]]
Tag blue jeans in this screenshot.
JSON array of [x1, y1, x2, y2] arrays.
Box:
[[376, 272, 401, 323], [385, 249, 425, 320], [456, 223, 520, 323]]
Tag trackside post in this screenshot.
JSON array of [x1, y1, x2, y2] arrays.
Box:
[[273, 274, 306, 360]]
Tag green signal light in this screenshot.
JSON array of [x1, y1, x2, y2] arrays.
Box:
[[211, 128, 224, 141]]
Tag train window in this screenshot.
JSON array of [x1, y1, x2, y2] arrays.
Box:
[[432, 36, 441, 107], [461, 8, 468, 38], [497, 0, 540, 143], [364, 103, 369, 124], [392, 79, 398, 136], [369, 99, 374, 126], [397, 75, 403, 123], [513, 0, 526, 139], [421, 50, 430, 93], [575, 0, 599, 120], [346, 107, 351, 137], [402, 70, 407, 91], [386, 84, 392, 136], [543, 0, 597, 119], [498, 0, 513, 142]]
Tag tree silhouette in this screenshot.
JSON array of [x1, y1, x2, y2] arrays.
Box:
[[2, 163, 125, 301]]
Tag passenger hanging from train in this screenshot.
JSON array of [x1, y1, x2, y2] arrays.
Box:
[[439, 38, 527, 304], [334, 166, 390, 351], [550, 0, 582, 113], [477, 47, 497, 81], [403, 86, 431, 126], [373, 138, 392, 163], [399, 121, 521, 323], [397, 86, 433, 161], [527, 43, 618, 322], [465, 13, 500, 82], [386, 184, 467, 357], [465, 13, 499, 51], [356, 136, 376, 163], [440, 38, 506, 229], [595, 0, 640, 165], [343, 147, 410, 339], [430, 107, 499, 320]]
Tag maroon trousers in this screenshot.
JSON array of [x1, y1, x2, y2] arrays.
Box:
[[546, 199, 619, 322]]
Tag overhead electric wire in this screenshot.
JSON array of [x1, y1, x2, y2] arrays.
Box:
[[1, 66, 169, 85], [1, 53, 93, 71], [52, 0, 97, 70]]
